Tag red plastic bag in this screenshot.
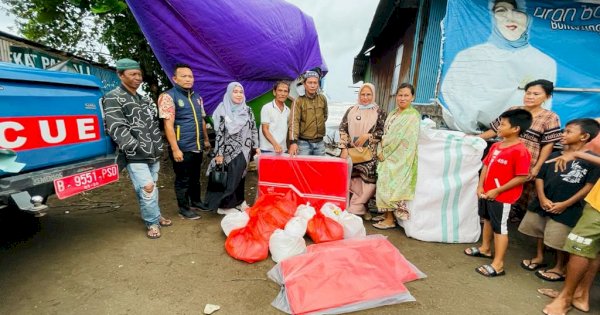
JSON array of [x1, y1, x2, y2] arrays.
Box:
[[225, 192, 298, 263], [225, 223, 268, 263], [248, 191, 297, 218], [250, 214, 281, 242], [307, 212, 344, 243], [246, 192, 297, 241]]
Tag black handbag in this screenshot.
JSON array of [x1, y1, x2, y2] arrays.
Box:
[[209, 164, 228, 191]]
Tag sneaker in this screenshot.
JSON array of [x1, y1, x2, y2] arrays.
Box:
[[235, 201, 250, 211], [179, 208, 201, 220], [190, 201, 212, 212], [217, 208, 241, 215]]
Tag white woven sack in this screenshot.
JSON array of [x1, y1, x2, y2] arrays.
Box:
[[400, 124, 485, 243]]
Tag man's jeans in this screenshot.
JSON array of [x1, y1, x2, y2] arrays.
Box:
[[127, 162, 161, 227], [298, 140, 325, 156]]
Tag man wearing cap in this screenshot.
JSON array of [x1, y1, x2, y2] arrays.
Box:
[[288, 71, 328, 156], [158, 63, 209, 220], [103, 58, 170, 239]]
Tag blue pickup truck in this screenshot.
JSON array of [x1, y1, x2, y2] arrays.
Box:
[[0, 62, 122, 215]]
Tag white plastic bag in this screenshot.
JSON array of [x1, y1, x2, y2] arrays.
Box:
[[220, 211, 250, 236], [269, 229, 307, 263], [339, 211, 366, 239], [284, 217, 308, 238], [295, 203, 316, 220], [320, 202, 343, 221]]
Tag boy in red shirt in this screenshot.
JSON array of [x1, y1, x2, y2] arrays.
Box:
[[464, 109, 532, 277]]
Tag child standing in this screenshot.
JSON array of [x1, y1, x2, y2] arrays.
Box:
[[519, 119, 600, 281], [464, 109, 532, 277], [541, 146, 600, 315]]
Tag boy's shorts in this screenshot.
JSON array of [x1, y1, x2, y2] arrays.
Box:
[[518, 210, 572, 250], [563, 204, 600, 259], [478, 199, 510, 235]]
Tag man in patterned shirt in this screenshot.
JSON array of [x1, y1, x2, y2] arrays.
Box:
[[103, 58, 170, 239]]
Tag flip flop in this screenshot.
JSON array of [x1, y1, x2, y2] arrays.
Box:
[[371, 215, 386, 222], [464, 247, 493, 259], [372, 222, 396, 230], [520, 259, 547, 271], [535, 269, 565, 282], [476, 264, 505, 277], [146, 224, 161, 239], [537, 288, 559, 298], [159, 216, 172, 227]]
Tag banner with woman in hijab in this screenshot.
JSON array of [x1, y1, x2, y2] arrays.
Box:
[[440, 0, 600, 133]]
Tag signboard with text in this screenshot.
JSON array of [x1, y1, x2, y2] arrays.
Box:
[[439, 0, 600, 132]]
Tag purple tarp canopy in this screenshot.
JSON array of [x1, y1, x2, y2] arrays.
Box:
[[126, 0, 326, 114]]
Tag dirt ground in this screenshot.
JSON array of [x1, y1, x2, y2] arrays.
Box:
[[0, 154, 598, 315]]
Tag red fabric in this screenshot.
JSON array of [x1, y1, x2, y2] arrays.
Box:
[[279, 237, 422, 314], [482, 142, 531, 203], [306, 212, 344, 243], [225, 225, 268, 263]]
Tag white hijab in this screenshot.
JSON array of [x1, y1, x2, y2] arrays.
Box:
[[357, 83, 377, 109], [213, 82, 250, 134]]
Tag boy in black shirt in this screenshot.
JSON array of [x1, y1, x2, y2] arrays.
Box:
[[518, 118, 600, 281]]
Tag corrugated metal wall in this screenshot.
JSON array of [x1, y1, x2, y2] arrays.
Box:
[[414, 0, 447, 103], [369, 41, 400, 109], [0, 39, 11, 63], [365, 7, 418, 112]]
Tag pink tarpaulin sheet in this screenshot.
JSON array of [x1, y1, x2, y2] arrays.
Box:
[[268, 235, 425, 314]]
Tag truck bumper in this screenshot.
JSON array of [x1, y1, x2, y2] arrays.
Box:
[[0, 154, 123, 212]]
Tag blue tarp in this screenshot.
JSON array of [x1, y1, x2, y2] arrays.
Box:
[[126, 0, 326, 114]]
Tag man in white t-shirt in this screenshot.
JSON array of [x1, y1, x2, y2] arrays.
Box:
[[259, 81, 290, 153]]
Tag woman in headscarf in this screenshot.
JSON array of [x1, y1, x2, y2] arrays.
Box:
[[202, 82, 260, 214], [373, 83, 420, 229], [338, 83, 387, 219]]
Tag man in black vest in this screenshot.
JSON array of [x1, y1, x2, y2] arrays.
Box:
[[158, 64, 210, 220]]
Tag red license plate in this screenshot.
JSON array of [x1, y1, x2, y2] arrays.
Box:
[[53, 164, 119, 199]]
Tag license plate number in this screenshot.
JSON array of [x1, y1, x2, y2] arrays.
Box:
[[53, 164, 119, 199]]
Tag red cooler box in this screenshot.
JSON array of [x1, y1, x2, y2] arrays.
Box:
[[257, 155, 351, 210]]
